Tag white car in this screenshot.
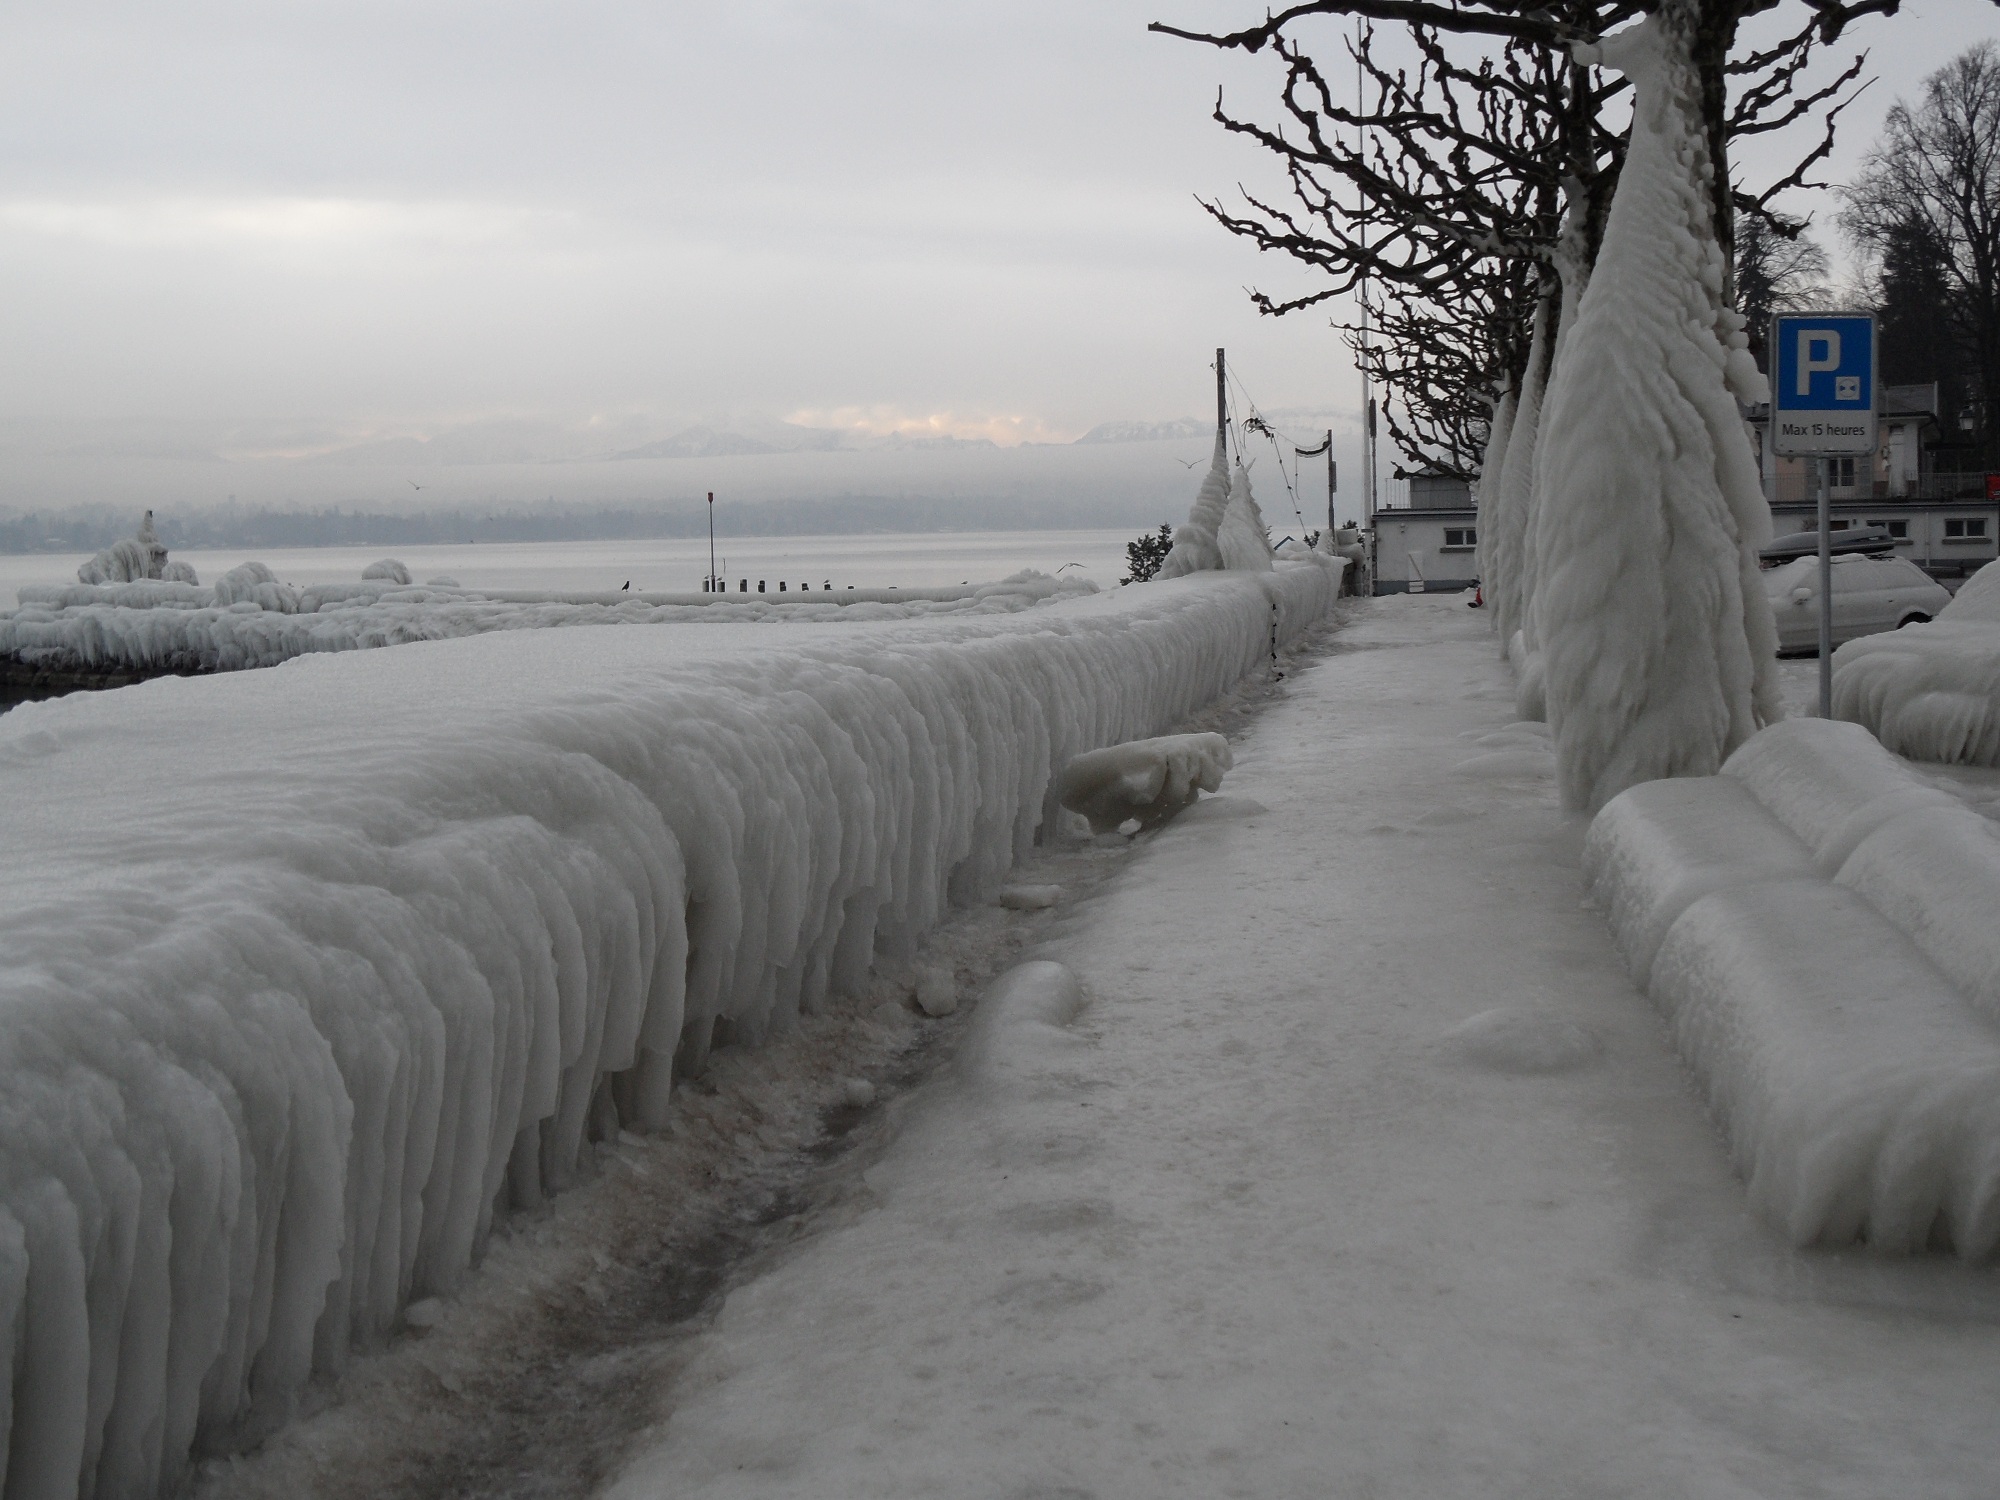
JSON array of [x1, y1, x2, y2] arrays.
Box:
[[1764, 553, 1952, 655]]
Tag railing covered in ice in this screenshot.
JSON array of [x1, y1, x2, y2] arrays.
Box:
[[0, 570, 1098, 683], [0, 558, 1338, 1498]]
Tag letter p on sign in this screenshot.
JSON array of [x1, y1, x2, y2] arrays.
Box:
[[1797, 329, 1841, 395]]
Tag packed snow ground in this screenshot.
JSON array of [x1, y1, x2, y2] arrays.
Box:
[[0, 562, 1338, 1498]]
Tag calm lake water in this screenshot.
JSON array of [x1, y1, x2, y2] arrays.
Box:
[[0, 529, 1145, 609]]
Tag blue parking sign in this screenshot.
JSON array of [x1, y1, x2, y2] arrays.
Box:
[[1771, 312, 1877, 456]]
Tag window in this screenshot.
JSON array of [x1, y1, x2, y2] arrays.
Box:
[[1867, 519, 1911, 540], [1833, 457, 1857, 488], [1442, 527, 1476, 550], [1945, 518, 1990, 539]]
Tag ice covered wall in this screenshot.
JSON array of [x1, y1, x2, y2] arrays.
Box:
[[1526, 4, 1779, 811], [1157, 434, 1229, 578], [0, 559, 1338, 1499], [0, 573, 1097, 681], [1215, 461, 1274, 573]]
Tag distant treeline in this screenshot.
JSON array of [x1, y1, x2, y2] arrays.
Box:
[[0, 495, 1160, 554]]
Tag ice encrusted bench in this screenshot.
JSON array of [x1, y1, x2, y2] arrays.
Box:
[[1585, 718, 2000, 1257]]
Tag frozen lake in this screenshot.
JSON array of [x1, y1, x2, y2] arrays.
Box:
[[0, 528, 1147, 608]]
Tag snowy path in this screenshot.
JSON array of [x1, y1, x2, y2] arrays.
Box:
[[602, 595, 2000, 1499]]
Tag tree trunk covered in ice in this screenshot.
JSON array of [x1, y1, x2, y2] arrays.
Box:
[[1530, 1, 1779, 812], [1488, 293, 1554, 659], [1473, 382, 1516, 619]]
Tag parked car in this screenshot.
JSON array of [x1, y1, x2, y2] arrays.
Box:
[[1763, 553, 1952, 654]]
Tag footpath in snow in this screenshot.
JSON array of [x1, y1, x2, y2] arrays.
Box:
[[602, 594, 2000, 1499]]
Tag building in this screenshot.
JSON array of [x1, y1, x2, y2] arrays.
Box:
[[1371, 473, 1477, 595], [1747, 382, 1999, 581]]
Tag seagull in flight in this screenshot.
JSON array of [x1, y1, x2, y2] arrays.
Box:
[[407, 481, 423, 491]]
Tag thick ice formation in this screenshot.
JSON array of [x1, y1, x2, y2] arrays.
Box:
[[1941, 559, 2000, 622], [0, 571, 1103, 681], [1472, 382, 1516, 632], [1490, 303, 1548, 657], [1831, 621, 2000, 766], [360, 559, 412, 585], [76, 512, 172, 587], [1826, 561, 2000, 766], [0, 558, 1338, 1496], [209, 561, 301, 614], [1215, 462, 1274, 573], [1055, 732, 1232, 835], [1585, 715, 2000, 1255], [1528, 6, 1778, 810], [1157, 434, 1229, 578]]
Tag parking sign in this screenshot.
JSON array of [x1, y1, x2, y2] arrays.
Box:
[[1771, 312, 1877, 456]]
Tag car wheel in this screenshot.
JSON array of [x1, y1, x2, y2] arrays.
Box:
[[1898, 613, 1930, 628]]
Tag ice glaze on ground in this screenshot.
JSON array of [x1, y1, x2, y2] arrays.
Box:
[[599, 594, 2000, 1499]]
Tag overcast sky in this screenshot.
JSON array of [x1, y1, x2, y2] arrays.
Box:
[[3, 0, 1996, 461]]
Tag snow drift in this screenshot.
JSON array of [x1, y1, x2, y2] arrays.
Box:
[[0, 559, 1337, 1498], [1528, 7, 1778, 811], [1585, 716, 2000, 1256]]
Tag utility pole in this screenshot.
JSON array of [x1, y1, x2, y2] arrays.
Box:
[[706, 491, 717, 593], [1216, 348, 1228, 459], [1294, 430, 1337, 540]]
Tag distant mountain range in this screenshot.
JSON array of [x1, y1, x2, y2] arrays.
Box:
[[1073, 418, 1210, 445], [13, 409, 1349, 472], [611, 425, 846, 460]]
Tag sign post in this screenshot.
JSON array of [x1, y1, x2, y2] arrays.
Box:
[[1771, 313, 1878, 717]]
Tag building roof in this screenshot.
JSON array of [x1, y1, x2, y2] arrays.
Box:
[[1881, 383, 1939, 421]]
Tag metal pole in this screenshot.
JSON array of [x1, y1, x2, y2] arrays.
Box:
[[707, 491, 716, 592], [1818, 457, 1833, 716]]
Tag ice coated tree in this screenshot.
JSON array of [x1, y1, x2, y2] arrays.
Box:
[[1155, 0, 1883, 808], [1844, 45, 2000, 465]]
